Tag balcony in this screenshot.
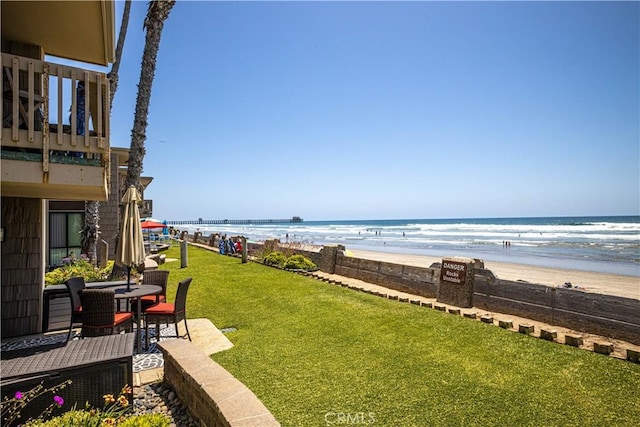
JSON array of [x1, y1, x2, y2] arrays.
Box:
[[141, 199, 154, 219], [1, 53, 111, 201]]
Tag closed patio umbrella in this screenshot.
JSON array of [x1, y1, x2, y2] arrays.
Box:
[[115, 186, 145, 290]]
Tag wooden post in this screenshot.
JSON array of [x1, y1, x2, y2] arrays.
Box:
[[499, 320, 514, 329], [565, 334, 584, 347], [519, 324, 535, 335], [241, 236, 248, 264], [318, 245, 339, 274], [97, 239, 108, 269], [180, 239, 188, 268]]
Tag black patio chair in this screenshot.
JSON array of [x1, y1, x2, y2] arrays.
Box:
[[136, 269, 170, 312], [64, 276, 86, 341], [79, 289, 133, 337], [143, 277, 192, 349]]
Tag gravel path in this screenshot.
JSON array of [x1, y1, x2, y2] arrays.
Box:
[[133, 381, 197, 427]]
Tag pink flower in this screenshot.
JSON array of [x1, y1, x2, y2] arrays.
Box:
[[53, 395, 64, 407], [14, 391, 22, 400]]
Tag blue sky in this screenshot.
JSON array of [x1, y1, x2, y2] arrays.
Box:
[[104, 1, 639, 221]]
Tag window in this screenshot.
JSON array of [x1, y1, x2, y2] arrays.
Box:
[[49, 212, 83, 268]]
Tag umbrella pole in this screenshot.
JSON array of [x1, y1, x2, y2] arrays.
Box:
[[127, 267, 131, 291]]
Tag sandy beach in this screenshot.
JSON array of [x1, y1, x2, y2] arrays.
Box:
[[347, 248, 640, 300]]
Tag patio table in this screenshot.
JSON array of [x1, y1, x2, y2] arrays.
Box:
[[111, 284, 162, 352]]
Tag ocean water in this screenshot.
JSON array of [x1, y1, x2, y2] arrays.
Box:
[[171, 216, 640, 277]]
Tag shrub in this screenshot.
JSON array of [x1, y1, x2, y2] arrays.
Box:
[[21, 385, 170, 427], [117, 414, 171, 427], [263, 251, 287, 267], [261, 239, 281, 258], [24, 411, 169, 427], [283, 254, 317, 271], [45, 260, 115, 286]]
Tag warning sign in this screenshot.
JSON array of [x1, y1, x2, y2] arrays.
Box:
[[440, 260, 467, 286]]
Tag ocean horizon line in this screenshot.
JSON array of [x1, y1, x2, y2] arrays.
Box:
[[164, 214, 639, 224], [296, 214, 639, 223]]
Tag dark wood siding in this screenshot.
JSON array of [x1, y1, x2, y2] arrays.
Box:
[[1, 197, 43, 337]]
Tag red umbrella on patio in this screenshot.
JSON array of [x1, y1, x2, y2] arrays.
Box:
[[140, 220, 166, 230]]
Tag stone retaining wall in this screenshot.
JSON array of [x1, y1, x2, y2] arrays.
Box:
[[159, 340, 280, 427]]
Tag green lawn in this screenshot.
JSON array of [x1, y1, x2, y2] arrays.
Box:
[[160, 245, 640, 426]]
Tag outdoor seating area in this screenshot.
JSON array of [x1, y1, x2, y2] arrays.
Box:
[[55, 274, 193, 352], [1, 271, 193, 424], [4, 186, 195, 414], [3, 270, 194, 381], [1, 316, 236, 426], [141, 218, 171, 255]]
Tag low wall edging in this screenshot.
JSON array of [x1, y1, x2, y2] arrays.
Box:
[[159, 340, 280, 427]]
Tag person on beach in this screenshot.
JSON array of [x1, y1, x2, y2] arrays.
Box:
[[226, 237, 235, 255]]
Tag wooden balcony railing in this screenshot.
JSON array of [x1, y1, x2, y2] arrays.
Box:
[[1, 52, 110, 177]]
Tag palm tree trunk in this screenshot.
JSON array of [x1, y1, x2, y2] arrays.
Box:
[[82, 0, 132, 264], [108, 0, 132, 105], [126, 0, 176, 192], [112, 0, 175, 275], [110, 0, 174, 280], [81, 204, 100, 263]]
